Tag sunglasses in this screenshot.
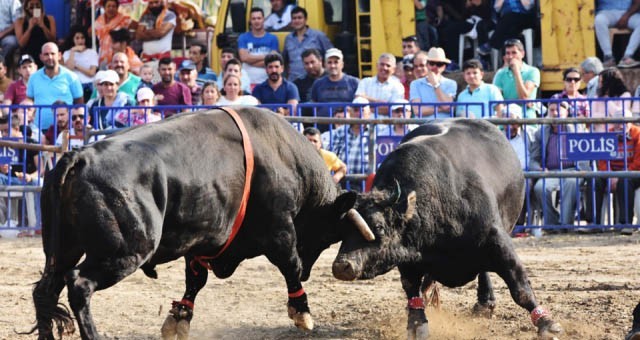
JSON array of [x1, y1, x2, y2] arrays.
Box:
[[403, 35, 418, 42], [72, 115, 84, 121], [564, 77, 581, 82], [428, 61, 446, 67]]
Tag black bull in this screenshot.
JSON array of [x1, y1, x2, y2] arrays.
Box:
[[332, 119, 563, 339], [30, 107, 370, 340]]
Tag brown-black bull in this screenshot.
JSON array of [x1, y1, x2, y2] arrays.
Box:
[[332, 119, 563, 339], [29, 107, 370, 340]]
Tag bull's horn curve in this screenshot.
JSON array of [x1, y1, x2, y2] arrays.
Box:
[[346, 209, 375, 241]]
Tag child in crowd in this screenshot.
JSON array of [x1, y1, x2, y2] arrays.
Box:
[[138, 64, 154, 90]]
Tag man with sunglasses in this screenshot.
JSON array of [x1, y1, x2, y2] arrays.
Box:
[[409, 47, 457, 119], [492, 39, 540, 119], [550, 67, 589, 118], [55, 107, 91, 149]]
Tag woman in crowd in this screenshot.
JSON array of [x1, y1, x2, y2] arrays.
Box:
[[216, 74, 259, 105], [94, 0, 132, 68], [591, 67, 632, 133], [62, 26, 98, 103], [87, 70, 135, 129], [550, 67, 589, 118], [14, 0, 56, 68], [201, 82, 220, 106]]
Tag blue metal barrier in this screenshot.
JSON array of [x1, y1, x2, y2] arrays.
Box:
[[3, 97, 640, 236]]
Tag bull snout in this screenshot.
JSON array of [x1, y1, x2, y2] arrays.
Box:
[[332, 256, 361, 281]]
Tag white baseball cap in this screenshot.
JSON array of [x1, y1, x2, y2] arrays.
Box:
[[99, 70, 120, 85], [391, 99, 410, 112], [325, 48, 343, 60], [137, 87, 155, 102]]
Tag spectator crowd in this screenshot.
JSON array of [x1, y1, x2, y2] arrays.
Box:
[[0, 0, 638, 232]]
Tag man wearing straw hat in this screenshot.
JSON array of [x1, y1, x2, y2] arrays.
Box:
[[409, 47, 457, 119]]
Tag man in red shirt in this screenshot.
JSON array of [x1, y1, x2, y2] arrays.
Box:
[[152, 57, 192, 117], [588, 114, 640, 226], [3, 54, 36, 107]]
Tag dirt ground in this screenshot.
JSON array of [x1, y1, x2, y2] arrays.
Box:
[[1, 233, 639, 340]]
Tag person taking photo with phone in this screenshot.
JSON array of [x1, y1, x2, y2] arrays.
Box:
[[14, 0, 56, 69]]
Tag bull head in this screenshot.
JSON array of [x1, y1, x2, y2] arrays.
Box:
[[335, 192, 375, 242]]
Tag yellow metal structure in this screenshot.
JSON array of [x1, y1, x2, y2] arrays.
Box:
[[539, 0, 595, 91], [209, 0, 415, 78], [208, 0, 596, 91]]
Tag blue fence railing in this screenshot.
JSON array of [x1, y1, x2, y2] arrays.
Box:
[[0, 97, 639, 235]]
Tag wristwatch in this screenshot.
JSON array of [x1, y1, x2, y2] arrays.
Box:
[[433, 82, 441, 89]]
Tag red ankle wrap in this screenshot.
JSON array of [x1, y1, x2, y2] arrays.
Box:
[[530, 306, 550, 326], [408, 296, 425, 309], [288, 288, 305, 298]]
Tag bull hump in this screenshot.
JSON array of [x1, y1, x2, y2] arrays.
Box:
[[409, 126, 449, 143]]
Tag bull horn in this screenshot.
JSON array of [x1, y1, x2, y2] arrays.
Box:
[[390, 179, 402, 204], [346, 209, 375, 241]]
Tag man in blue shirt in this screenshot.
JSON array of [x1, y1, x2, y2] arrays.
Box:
[[27, 42, 83, 131], [252, 53, 300, 115], [238, 7, 280, 87], [456, 59, 504, 117], [283, 6, 333, 81], [594, 0, 640, 68], [409, 47, 457, 119]]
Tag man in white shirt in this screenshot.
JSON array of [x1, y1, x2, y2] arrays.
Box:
[[355, 53, 405, 115], [135, 0, 176, 82], [265, 0, 295, 31]]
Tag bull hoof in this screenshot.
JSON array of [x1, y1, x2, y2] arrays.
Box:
[[176, 319, 190, 340], [287, 306, 314, 331], [626, 330, 640, 340], [407, 322, 429, 340], [472, 301, 495, 318], [536, 316, 562, 339], [161, 314, 178, 340]]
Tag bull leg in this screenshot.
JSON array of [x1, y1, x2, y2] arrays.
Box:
[[31, 249, 83, 340], [489, 232, 562, 338], [66, 255, 143, 340], [161, 255, 208, 340], [264, 222, 313, 331], [472, 272, 496, 318], [399, 265, 429, 340], [626, 303, 640, 340]]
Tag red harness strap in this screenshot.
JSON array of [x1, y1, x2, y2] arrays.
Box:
[[191, 107, 254, 273]]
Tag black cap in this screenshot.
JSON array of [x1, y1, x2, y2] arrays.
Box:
[[18, 54, 35, 66]]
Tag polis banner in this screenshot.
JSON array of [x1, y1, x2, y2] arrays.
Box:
[[563, 133, 621, 161]]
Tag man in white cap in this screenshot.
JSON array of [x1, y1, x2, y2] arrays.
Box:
[[355, 52, 405, 115], [310, 48, 360, 130], [324, 97, 371, 191], [409, 47, 457, 119], [378, 99, 417, 136]]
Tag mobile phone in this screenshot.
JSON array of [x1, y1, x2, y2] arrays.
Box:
[[33, 8, 41, 18]]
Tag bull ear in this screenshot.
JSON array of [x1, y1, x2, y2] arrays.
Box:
[[334, 191, 357, 216], [404, 191, 417, 220]]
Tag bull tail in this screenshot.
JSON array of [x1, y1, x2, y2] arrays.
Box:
[[28, 152, 83, 338]]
